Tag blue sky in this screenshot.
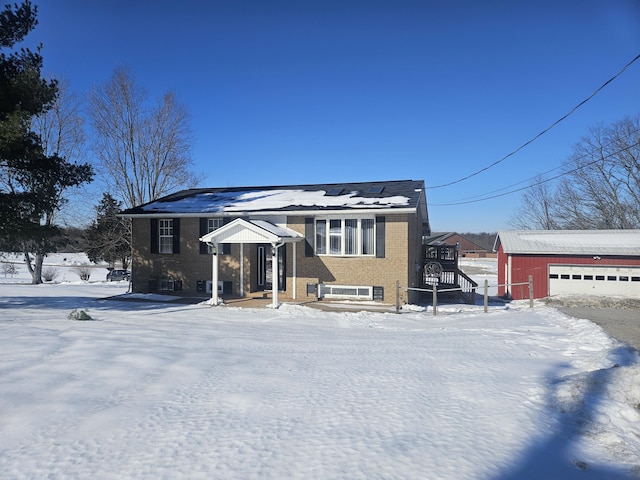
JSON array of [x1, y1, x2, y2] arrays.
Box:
[[29, 1, 640, 232]]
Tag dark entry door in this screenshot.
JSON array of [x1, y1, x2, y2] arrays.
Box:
[[257, 244, 286, 291]]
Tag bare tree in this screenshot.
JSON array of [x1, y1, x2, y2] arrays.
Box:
[[510, 175, 560, 230], [87, 65, 197, 208], [32, 78, 90, 225], [33, 79, 85, 166], [557, 117, 640, 229], [512, 116, 640, 230]]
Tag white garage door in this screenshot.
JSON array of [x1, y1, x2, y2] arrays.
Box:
[[549, 265, 640, 297]]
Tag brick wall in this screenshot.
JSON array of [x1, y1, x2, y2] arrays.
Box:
[[132, 212, 422, 303]]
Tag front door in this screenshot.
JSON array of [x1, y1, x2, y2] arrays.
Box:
[[257, 244, 286, 291]]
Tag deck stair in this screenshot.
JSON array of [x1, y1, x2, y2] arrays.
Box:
[[420, 244, 478, 304]]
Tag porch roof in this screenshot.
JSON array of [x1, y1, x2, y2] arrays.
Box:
[[199, 218, 303, 245]]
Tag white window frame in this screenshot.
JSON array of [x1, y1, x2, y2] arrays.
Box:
[[314, 216, 375, 256], [159, 219, 173, 254], [207, 218, 223, 254]]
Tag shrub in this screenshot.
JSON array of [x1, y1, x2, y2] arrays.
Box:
[[1, 262, 18, 278], [42, 267, 58, 282], [73, 266, 91, 281]]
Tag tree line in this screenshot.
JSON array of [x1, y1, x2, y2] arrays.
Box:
[[0, 1, 196, 283]]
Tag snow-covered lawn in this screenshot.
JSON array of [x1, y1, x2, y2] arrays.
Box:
[[0, 256, 639, 479]]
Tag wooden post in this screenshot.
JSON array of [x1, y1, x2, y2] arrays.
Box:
[[395, 280, 400, 314], [484, 278, 489, 313], [529, 275, 534, 308], [432, 284, 437, 317]]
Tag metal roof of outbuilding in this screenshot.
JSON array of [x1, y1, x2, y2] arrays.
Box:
[[495, 230, 640, 256]]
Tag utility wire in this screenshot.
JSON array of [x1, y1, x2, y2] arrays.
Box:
[[440, 125, 640, 203], [427, 52, 640, 190], [430, 139, 640, 206]]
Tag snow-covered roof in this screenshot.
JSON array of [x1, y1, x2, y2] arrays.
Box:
[[119, 180, 427, 217], [495, 230, 640, 256]]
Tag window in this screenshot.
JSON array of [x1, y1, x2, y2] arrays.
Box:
[[159, 219, 173, 254], [607, 276, 617, 281], [572, 275, 581, 280], [361, 219, 374, 255], [207, 218, 223, 254], [316, 220, 326, 255], [584, 275, 593, 280], [344, 219, 357, 255], [329, 219, 341, 254], [315, 217, 375, 256]]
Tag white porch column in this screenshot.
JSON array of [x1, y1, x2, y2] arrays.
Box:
[[211, 243, 219, 305], [293, 241, 297, 300], [240, 243, 244, 297], [271, 243, 278, 308]]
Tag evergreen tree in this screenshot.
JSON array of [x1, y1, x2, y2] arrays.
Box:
[[84, 194, 131, 269], [0, 1, 93, 283]]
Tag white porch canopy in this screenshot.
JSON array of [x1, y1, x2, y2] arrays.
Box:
[[199, 218, 303, 308]]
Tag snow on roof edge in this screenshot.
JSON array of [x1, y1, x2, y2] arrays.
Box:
[[497, 230, 640, 256]]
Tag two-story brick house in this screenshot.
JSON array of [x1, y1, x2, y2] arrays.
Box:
[[119, 179, 430, 307]]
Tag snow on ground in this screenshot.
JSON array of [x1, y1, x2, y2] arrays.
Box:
[[0, 252, 111, 284], [0, 256, 639, 479], [460, 256, 499, 297]]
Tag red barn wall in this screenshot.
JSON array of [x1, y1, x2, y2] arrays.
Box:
[[497, 245, 640, 300]]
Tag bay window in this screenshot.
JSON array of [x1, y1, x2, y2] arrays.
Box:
[[315, 217, 375, 256]]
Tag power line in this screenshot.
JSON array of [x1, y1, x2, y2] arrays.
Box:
[[430, 139, 640, 206], [439, 124, 640, 203], [427, 52, 640, 190]]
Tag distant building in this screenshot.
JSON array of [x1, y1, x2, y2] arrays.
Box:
[[424, 232, 491, 257], [494, 230, 640, 300]]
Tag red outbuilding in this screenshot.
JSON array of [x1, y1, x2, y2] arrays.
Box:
[[494, 230, 640, 300]]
